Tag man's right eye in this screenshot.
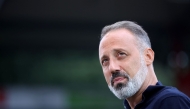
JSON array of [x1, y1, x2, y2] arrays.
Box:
[[102, 59, 108, 66]]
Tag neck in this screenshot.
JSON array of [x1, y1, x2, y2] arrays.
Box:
[[126, 65, 158, 109]]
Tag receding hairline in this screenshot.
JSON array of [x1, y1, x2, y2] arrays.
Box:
[[101, 28, 138, 40], [101, 21, 139, 39], [100, 28, 141, 51], [101, 21, 144, 39], [100, 21, 151, 50]]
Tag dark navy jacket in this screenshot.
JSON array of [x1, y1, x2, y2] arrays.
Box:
[[124, 81, 190, 109]]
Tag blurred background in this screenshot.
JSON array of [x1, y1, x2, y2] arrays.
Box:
[[0, 0, 190, 109]]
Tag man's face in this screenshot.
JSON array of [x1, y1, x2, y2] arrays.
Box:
[[99, 29, 147, 99]]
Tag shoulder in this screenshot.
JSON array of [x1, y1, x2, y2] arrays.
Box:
[[155, 86, 190, 108], [157, 96, 190, 108], [158, 86, 189, 98]]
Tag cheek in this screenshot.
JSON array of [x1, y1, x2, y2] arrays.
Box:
[[132, 60, 141, 77], [123, 58, 140, 78], [103, 69, 111, 85]]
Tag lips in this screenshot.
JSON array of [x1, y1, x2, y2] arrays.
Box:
[[112, 77, 126, 85]]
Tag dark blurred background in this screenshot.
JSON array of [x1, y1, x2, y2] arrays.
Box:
[[0, 0, 190, 109]]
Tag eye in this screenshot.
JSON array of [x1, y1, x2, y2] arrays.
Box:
[[102, 59, 109, 66], [118, 52, 126, 56]]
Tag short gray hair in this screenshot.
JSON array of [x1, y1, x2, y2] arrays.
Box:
[[100, 21, 151, 51]]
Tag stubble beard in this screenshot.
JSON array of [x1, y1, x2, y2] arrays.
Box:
[[108, 55, 148, 99]]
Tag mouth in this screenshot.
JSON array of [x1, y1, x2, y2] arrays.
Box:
[[112, 77, 126, 86]]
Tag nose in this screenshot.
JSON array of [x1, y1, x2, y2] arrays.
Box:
[[109, 60, 120, 74]]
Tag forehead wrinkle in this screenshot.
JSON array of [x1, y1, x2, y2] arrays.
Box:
[[99, 29, 137, 60], [112, 48, 126, 52]]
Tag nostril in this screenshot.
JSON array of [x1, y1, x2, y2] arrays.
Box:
[[112, 72, 117, 77], [112, 71, 120, 77]]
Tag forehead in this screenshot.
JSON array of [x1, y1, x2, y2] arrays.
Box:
[[99, 29, 137, 57]]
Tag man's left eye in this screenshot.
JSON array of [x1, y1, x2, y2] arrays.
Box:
[[118, 52, 126, 56]]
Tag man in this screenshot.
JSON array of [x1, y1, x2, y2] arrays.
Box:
[[98, 21, 190, 109]]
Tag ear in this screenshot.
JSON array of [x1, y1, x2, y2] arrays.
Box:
[[144, 48, 154, 65]]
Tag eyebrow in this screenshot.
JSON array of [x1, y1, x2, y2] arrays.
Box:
[[100, 55, 108, 61], [112, 48, 126, 53]]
